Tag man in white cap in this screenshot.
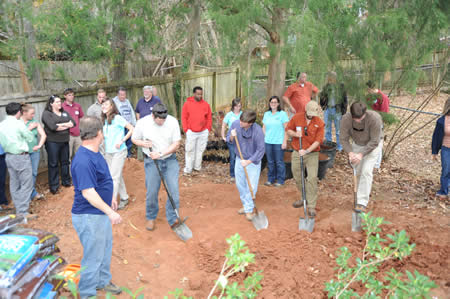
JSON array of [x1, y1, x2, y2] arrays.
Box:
[[286, 101, 325, 217]]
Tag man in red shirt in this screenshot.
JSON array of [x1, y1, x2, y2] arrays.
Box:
[[283, 72, 319, 115], [62, 88, 84, 159], [367, 81, 390, 113], [286, 101, 325, 217], [181, 86, 212, 175]]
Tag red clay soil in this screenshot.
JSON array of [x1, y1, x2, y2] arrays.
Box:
[[25, 153, 449, 298]]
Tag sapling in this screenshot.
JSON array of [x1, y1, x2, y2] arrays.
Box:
[[325, 213, 437, 298]]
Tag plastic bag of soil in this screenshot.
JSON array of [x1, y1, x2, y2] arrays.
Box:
[[35, 282, 57, 299], [0, 215, 25, 234], [0, 255, 65, 299], [0, 235, 41, 288], [7, 227, 59, 249]]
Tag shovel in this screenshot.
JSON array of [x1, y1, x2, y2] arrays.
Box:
[[234, 136, 269, 230], [298, 135, 315, 232], [151, 152, 193, 242], [350, 162, 362, 232]]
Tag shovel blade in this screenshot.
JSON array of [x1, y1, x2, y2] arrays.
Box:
[[251, 211, 269, 230], [172, 220, 193, 242], [351, 211, 362, 232], [299, 217, 315, 233]]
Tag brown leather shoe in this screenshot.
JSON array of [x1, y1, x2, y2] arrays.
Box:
[[237, 207, 245, 215], [292, 200, 304, 208], [245, 212, 255, 221], [170, 219, 180, 229], [146, 220, 155, 231], [308, 208, 316, 218]]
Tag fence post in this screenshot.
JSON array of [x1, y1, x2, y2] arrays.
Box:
[[212, 70, 217, 112], [236, 67, 240, 99]]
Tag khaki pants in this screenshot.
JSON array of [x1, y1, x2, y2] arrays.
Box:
[[352, 141, 382, 207], [104, 149, 129, 201], [291, 151, 319, 209], [69, 135, 82, 159]]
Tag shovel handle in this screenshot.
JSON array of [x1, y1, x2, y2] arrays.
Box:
[[234, 135, 255, 199]]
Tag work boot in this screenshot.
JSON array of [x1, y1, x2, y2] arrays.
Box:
[[118, 199, 129, 210], [146, 220, 155, 231], [237, 207, 245, 215], [98, 282, 122, 295], [308, 208, 316, 218], [245, 212, 255, 221], [292, 200, 304, 208]]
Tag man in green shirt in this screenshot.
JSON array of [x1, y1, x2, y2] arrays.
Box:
[[0, 102, 36, 215]]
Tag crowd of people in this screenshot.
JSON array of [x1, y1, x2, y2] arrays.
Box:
[[0, 72, 448, 298]]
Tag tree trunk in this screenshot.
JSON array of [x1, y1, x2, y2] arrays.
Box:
[[110, 5, 127, 82], [187, 0, 201, 71], [266, 8, 286, 99], [207, 22, 223, 66]]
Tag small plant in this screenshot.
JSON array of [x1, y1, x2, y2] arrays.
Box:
[[325, 213, 437, 298], [165, 233, 263, 299]]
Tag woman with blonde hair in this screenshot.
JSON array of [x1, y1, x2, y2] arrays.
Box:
[[102, 98, 134, 210], [21, 104, 46, 200], [432, 97, 450, 198]]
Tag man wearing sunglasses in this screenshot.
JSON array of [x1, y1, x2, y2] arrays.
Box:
[[132, 103, 182, 231], [340, 102, 383, 212]]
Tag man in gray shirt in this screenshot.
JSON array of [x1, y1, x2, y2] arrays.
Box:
[[340, 102, 383, 211], [87, 89, 107, 119], [113, 87, 136, 158]]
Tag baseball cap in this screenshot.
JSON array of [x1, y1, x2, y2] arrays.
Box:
[[305, 101, 320, 117]]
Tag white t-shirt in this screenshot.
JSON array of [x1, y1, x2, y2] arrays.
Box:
[[132, 115, 181, 159]]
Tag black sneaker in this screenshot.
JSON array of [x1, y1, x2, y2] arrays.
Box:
[[98, 282, 122, 295]]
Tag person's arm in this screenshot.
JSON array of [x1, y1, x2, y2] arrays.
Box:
[[262, 124, 266, 135], [283, 85, 296, 114], [135, 100, 141, 120], [136, 113, 140, 120], [312, 84, 319, 97], [79, 106, 84, 119], [206, 104, 213, 131], [221, 121, 227, 141], [33, 123, 47, 151], [361, 117, 382, 156], [247, 126, 265, 165], [82, 188, 122, 224], [41, 111, 59, 131], [116, 122, 134, 149], [20, 123, 35, 143], [281, 123, 288, 149]]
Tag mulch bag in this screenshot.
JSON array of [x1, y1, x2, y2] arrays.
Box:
[[0, 215, 25, 234], [7, 227, 59, 249], [0, 235, 41, 288], [35, 282, 57, 299]]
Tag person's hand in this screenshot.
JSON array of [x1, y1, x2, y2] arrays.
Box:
[[349, 152, 363, 165], [67, 121, 74, 128], [32, 145, 41, 152], [108, 210, 122, 225], [28, 122, 38, 130], [240, 159, 252, 167], [149, 151, 161, 160], [222, 136, 227, 141], [231, 129, 237, 137], [281, 142, 287, 150], [432, 154, 439, 162], [289, 106, 296, 114], [111, 198, 118, 211], [299, 149, 308, 156], [141, 140, 152, 148], [115, 141, 122, 149]]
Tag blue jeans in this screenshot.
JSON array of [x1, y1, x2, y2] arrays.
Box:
[[0, 154, 7, 205], [45, 141, 71, 191], [72, 213, 112, 297], [227, 141, 236, 177], [144, 155, 179, 225], [265, 143, 285, 184], [29, 151, 40, 200], [124, 128, 132, 157], [438, 146, 450, 195], [235, 157, 261, 213], [324, 108, 342, 150]]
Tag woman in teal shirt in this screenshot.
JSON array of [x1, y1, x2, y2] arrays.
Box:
[[221, 98, 242, 180], [21, 104, 46, 200], [262, 96, 289, 186], [102, 99, 134, 210]]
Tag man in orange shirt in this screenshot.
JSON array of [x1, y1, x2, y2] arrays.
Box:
[[286, 101, 324, 217], [283, 72, 319, 115]]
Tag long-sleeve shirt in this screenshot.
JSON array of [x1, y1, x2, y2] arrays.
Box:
[[0, 116, 35, 154], [227, 120, 265, 164], [181, 96, 212, 133], [340, 110, 383, 156], [369, 91, 390, 113], [432, 115, 446, 155], [41, 110, 76, 143]]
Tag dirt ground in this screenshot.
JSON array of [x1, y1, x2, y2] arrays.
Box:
[[12, 91, 450, 298]]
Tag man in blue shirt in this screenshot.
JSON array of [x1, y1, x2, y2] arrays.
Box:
[[71, 116, 122, 298], [227, 110, 265, 221], [113, 87, 136, 157], [135, 85, 161, 119]]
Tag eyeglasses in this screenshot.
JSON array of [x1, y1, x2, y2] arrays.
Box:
[[270, 101, 279, 104]]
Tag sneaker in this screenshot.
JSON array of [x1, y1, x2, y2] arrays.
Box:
[[292, 200, 304, 208], [230, 177, 236, 182], [183, 171, 192, 177], [308, 208, 316, 218], [237, 207, 245, 215], [146, 220, 155, 231], [245, 212, 255, 221], [33, 193, 45, 200], [264, 181, 272, 186], [117, 199, 129, 210], [273, 183, 283, 187], [436, 192, 448, 199], [98, 282, 122, 295], [50, 189, 59, 195]]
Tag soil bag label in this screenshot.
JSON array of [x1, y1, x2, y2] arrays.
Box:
[[0, 235, 40, 288]]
